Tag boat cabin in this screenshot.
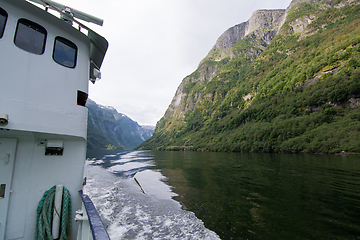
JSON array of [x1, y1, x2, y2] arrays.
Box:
[[0, 0, 108, 239]]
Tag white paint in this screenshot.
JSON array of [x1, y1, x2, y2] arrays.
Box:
[[52, 185, 63, 239], [0, 0, 89, 139], [0, 138, 17, 240], [0, 0, 107, 239]]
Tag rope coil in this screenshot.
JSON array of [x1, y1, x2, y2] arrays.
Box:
[[35, 185, 72, 240]]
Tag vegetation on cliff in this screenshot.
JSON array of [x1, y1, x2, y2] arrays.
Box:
[[137, 0, 360, 154]]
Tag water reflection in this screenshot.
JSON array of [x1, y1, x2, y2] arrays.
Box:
[[87, 150, 360, 239], [86, 150, 220, 239], [151, 151, 360, 240], [87, 150, 155, 178]]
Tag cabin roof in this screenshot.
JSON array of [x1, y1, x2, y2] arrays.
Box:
[[22, 0, 108, 69], [88, 29, 108, 69]]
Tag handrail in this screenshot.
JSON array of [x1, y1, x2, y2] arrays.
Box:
[[78, 190, 111, 240]]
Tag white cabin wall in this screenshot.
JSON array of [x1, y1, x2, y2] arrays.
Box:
[[2, 130, 86, 240], [25, 133, 86, 240], [0, 0, 96, 239], [3, 131, 34, 239], [0, 0, 90, 139]]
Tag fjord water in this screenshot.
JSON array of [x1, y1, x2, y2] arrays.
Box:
[[86, 150, 360, 239]]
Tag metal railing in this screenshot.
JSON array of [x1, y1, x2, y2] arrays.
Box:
[[78, 190, 110, 240]]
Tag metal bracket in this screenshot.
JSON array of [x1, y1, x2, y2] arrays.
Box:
[[75, 210, 88, 222], [45, 140, 64, 156]]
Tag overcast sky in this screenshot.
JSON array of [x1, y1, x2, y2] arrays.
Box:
[[59, 0, 292, 126]]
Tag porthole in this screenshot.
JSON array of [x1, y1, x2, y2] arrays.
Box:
[[14, 19, 47, 54], [53, 37, 77, 68], [0, 7, 8, 38]]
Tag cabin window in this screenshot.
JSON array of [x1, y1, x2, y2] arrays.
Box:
[[77, 90, 88, 107], [53, 37, 77, 68], [14, 19, 47, 54], [0, 7, 7, 38]]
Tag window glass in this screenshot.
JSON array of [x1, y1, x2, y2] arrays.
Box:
[[14, 19, 46, 54], [53, 37, 77, 68], [77, 90, 88, 107], [0, 7, 7, 38]]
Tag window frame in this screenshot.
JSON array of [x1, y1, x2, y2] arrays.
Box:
[[52, 36, 78, 68], [14, 18, 47, 55], [0, 7, 8, 38]]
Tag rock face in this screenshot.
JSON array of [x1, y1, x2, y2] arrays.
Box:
[[246, 10, 286, 36], [162, 8, 286, 124], [206, 22, 248, 61], [138, 0, 360, 153], [162, 0, 348, 124], [205, 9, 286, 62]]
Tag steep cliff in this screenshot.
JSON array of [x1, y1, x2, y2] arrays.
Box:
[[162, 9, 286, 127], [138, 0, 360, 153], [207, 9, 286, 61]]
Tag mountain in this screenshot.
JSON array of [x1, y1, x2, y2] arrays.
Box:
[[86, 99, 154, 150], [137, 0, 360, 154]]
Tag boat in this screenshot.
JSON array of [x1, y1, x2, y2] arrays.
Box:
[[0, 0, 109, 239]]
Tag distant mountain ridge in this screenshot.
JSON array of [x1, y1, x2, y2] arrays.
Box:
[[86, 99, 154, 150], [138, 0, 360, 153]]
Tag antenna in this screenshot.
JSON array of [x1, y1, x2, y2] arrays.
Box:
[[26, 0, 104, 26]]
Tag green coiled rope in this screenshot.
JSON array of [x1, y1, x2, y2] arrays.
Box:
[[35, 185, 72, 240]]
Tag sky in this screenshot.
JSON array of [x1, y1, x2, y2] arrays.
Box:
[[59, 0, 292, 126]]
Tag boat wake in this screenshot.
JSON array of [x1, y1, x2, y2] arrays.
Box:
[[86, 150, 220, 240]]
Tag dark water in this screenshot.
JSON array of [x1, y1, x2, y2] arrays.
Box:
[[86, 150, 360, 240], [86, 150, 220, 239]]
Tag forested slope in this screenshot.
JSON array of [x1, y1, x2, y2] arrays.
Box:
[[87, 99, 154, 150], [137, 0, 360, 154]]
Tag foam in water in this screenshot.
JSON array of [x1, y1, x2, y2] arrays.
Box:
[[86, 151, 220, 240]]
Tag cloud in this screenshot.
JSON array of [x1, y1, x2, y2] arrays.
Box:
[[60, 0, 292, 125]]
